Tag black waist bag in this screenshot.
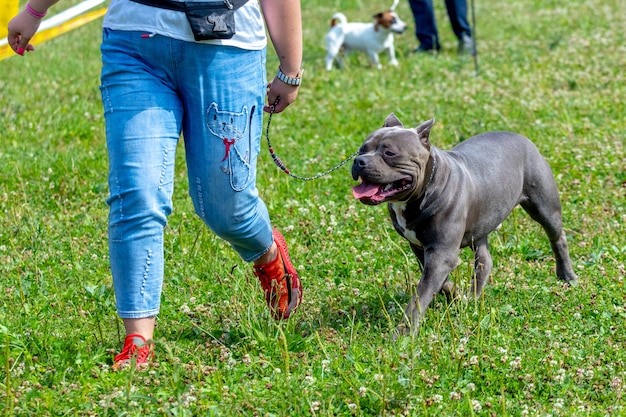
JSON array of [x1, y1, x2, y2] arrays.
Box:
[[130, 0, 249, 41]]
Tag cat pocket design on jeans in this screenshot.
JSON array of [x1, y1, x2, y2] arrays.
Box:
[[207, 102, 252, 191]]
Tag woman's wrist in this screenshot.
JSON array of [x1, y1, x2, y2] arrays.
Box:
[[26, 3, 47, 19], [276, 67, 304, 86], [25, 0, 58, 19]]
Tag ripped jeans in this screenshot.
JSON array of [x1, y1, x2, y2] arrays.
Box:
[[100, 29, 273, 318]]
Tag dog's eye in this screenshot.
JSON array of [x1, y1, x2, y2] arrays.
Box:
[[391, 17, 397, 24], [384, 150, 396, 157]]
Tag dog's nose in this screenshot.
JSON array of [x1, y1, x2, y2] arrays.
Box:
[[351, 156, 366, 180]]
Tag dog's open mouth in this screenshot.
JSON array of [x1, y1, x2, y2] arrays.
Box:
[[352, 176, 412, 204]]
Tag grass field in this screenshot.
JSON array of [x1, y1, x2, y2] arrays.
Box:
[[0, 0, 624, 415]]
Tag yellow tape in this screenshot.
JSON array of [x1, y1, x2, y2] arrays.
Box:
[[0, 0, 19, 40], [0, 7, 107, 61]]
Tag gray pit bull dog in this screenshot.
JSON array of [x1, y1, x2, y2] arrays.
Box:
[[352, 114, 577, 335]]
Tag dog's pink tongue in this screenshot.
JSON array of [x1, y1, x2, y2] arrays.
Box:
[[352, 182, 381, 199]]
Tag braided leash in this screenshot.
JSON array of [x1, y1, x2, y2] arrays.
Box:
[[265, 101, 359, 181]]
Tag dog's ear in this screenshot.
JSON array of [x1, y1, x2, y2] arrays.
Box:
[[384, 113, 403, 127], [415, 119, 435, 147], [372, 13, 382, 31]]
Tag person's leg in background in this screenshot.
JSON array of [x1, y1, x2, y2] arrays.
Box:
[[444, 0, 474, 53], [408, 0, 441, 52]]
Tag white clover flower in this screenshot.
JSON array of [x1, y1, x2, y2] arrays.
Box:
[[510, 357, 522, 370], [554, 398, 564, 409], [554, 369, 566, 383], [310, 401, 320, 411], [449, 391, 461, 401], [610, 377, 623, 390], [472, 399, 482, 412]]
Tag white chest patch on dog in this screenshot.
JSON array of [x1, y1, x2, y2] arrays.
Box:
[[390, 203, 423, 247]]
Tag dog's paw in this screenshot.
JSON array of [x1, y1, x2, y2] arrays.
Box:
[[441, 281, 464, 302], [393, 320, 422, 340], [392, 323, 410, 341]]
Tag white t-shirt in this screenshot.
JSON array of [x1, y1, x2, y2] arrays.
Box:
[[102, 0, 267, 50]]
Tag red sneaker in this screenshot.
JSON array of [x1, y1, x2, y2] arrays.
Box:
[[112, 334, 154, 371], [253, 230, 303, 319]]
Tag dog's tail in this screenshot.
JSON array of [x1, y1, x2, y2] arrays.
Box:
[[330, 12, 347, 27], [390, 0, 399, 11]]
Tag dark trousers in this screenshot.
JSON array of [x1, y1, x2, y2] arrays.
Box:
[[408, 0, 472, 50]]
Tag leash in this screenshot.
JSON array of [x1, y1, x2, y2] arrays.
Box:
[[470, 0, 479, 76], [265, 100, 359, 181]]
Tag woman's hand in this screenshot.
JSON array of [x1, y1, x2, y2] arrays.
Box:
[[7, 10, 42, 55], [7, 1, 59, 55], [264, 73, 301, 114]]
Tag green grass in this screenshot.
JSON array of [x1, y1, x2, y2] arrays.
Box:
[[0, 0, 625, 415]]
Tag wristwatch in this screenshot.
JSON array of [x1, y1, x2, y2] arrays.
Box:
[[276, 67, 304, 86]]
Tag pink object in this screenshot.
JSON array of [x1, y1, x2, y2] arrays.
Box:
[[26, 3, 47, 19]]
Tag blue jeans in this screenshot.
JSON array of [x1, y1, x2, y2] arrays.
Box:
[[408, 0, 472, 50], [100, 29, 274, 318]]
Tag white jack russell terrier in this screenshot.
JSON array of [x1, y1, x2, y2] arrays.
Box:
[[324, 0, 407, 70]]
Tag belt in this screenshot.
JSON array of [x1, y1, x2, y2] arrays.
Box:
[[129, 0, 249, 12]]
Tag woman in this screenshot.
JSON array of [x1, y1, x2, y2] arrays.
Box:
[[8, 0, 304, 369]]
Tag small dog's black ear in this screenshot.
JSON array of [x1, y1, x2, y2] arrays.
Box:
[[384, 113, 403, 127], [415, 119, 435, 146]]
